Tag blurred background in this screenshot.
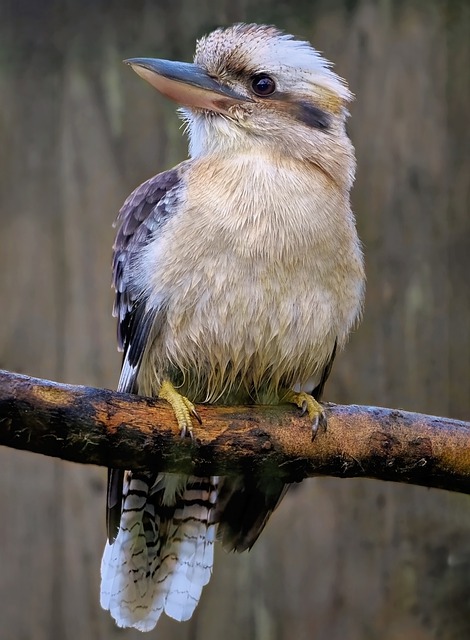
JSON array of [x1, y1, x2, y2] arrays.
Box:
[[0, 1, 469, 639]]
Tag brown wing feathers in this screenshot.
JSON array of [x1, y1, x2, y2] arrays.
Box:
[[107, 164, 188, 542]]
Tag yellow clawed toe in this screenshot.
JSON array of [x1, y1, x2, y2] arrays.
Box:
[[284, 390, 327, 441], [158, 380, 201, 438]]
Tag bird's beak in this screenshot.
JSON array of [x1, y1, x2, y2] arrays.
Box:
[[125, 58, 251, 112]]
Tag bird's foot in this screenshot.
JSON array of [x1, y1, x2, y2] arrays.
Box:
[[158, 379, 201, 439], [284, 390, 327, 441]]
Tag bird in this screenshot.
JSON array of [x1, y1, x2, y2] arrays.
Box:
[[100, 22, 365, 631]]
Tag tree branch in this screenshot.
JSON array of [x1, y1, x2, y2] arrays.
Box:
[[1, 369, 469, 493]]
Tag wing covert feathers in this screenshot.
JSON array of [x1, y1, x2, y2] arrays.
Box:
[[112, 162, 189, 354]]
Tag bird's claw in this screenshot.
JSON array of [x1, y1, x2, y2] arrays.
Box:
[[159, 379, 200, 440], [284, 390, 327, 441], [179, 406, 202, 440], [179, 424, 194, 440], [191, 407, 202, 425], [311, 409, 327, 442]]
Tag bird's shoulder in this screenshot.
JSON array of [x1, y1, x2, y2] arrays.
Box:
[[113, 160, 190, 268], [112, 159, 191, 352]]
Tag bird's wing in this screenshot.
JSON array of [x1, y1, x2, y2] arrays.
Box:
[[215, 344, 338, 552], [311, 339, 337, 401], [113, 161, 190, 370], [107, 160, 190, 542]]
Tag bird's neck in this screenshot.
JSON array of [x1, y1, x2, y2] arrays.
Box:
[[184, 150, 352, 262], [186, 119, 355, 193]]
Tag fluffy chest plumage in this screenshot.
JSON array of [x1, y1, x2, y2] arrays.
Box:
[[139, 154, 363, 401]]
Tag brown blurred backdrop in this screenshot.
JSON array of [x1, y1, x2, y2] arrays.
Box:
[[0, 1, 469, 639]]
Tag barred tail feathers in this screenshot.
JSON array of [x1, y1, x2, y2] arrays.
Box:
[[100, 472, 219, 631]]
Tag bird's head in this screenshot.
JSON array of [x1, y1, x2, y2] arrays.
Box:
[[126, 24, 354, 181]]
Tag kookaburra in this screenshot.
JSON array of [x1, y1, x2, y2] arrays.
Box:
[[100, 23, 365, 631]]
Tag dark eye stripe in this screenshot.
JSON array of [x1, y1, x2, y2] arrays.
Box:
[[293, 101, 331, 130]]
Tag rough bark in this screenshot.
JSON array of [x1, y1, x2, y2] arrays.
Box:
[[1, 369, 469, 493]]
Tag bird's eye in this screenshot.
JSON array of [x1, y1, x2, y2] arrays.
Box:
[[251, 74, 276, 97]]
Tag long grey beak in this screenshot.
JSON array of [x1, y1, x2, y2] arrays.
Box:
[[125, 57, 251, 111]]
